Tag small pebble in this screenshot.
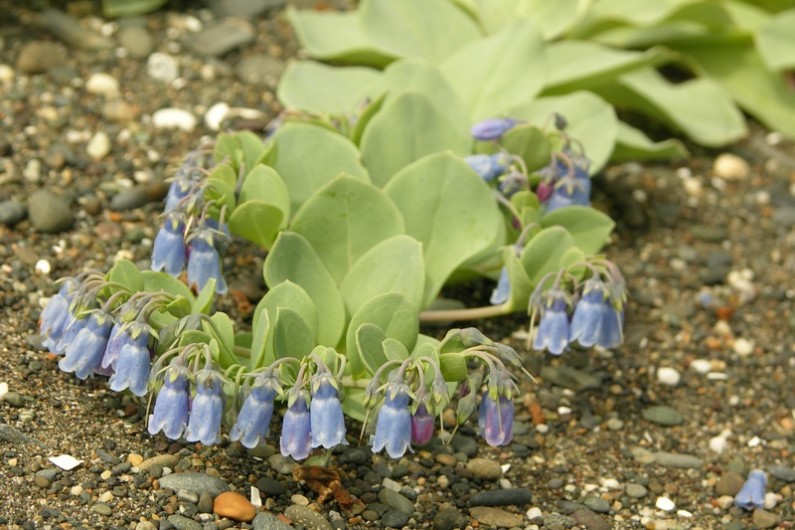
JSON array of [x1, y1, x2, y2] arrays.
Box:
[[213, 491, 256, 522], [690, 359, 712, 374], [0, 200, 27, 227], [147, 52, 180, 83], [378, 488, 415, 514], [466, 458, 503, 480], [252, 512, 295, 530], [770, 465, 795, 482], [626, 484, 647, 498], [656, 367, 681, 386], [752, 509, 779, 529], [571, 509, 611, 530], [291, 494, 309, 506], [85, 73, 119, 96], [381, 510, 410, 528], [152, 108, 198, 131], [642, 406, 684, 426], [205, 102, 230, 130], [470, 488, 532, 506], [655, 497, 675, 512], [652, 452, 703, 469], [582, 496, 610, 513], [118, 25, 153, 58], [92, 503, 112, 516], [715, 472, 745, 496], [16, 41, 64, 74], [733, 338, 754, 356], [469, 506, 524, 528], [283, 504, 333, 530], [713, 153, 750, 180], [158, 472, 229, 497], [198, 490, 213, 513], [87, 131, 111, 160]]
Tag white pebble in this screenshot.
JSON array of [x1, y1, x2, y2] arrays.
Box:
[[0, 382, 8, 399], [87, 131, 111, 160], [748, 436, 763, 448], [98, 491, 114, 502], [0, 64, 14, 83], [205, 102, 230, 131], [250, 486, 262, 507], [152, 108, 197, 131], [558, 406, 572, 415], [715, 495, 734, 509], [600, 478, 621, 490], [147, 52, 179, 83], [499, 478, 512, 489], [709, 432, 729, 454], [690, 359, 712, 374], [733, 338, 754, 356], [290, 494, 309, 506], [70, 484, 83, 496], [676, 509, 693, 517], [35, 259, 51, 275], [382, 478, 401, 492], [536, 424, 548, 434], [764, 492, 780, 509], [656, 367, 681, 386], [526, 507, 543, 520], [655, 496, 676, 512], [23, 159, 41, 182], [682, 177, 702, 196], [85, 72, 119, 96], [49, 454, 83, 471], [713, 153, 750, 180]]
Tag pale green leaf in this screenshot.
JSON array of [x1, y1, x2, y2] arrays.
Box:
[[755, 9, 795, 70], [277, 61, 381, 115], [541, 205, 615, 255], [238, 164, 291, 224], [228, 201, 283, 250], [272, 308, 316, 360], [520, 226, 575, 284], [142, 271, 194, 301], [612, 121, 688, 161]]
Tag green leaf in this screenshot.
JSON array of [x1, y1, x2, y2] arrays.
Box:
[[612, 121, 688, 161], [508, 91, 618, 174], [214, 133, 241, 165], [102, 0, 167, 17], [541, 206, 615, 255], [439, 353, 468, 382], [228, 201, 283, 250], [205, 312, 236, 367], [503, 246, 534, 311], [164, 296, 192, 318], [237, 131, 271, 173], [253, 281, 317, 366], [342, 388, 367, 423], [265, 123, 369, 214], [355, 323, 388, 376], [286, 7, 394, 67], [520, 226, 575, 284], [340, 235, 425, 314], [239, 165, 290, 221], [360, 91, 471, 187], [476, 123, 551, 173], [264, 232, 346, 347], [291, 175, 405, 284], [351, 94, 386, 146], [544, 41, 669, 94], [107, 259, 143, 292], [205, 175, 236, 212], [345, 293, 419, 377], [469, 0, 584, 39], [360, 0, 482, 63], [382, 338, 410, 362], [192, 278, 216, 314], [384, 153, 504, 306], [277, 61, 381, 115], [440, 20, 546, 120], [141, 271, 193, 301], [592, 67, 746, 147], [250, 309, 270, 369], [272, 308, 317, 360]]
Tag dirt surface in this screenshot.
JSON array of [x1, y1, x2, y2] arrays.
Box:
[[1, 3, 795, 530]]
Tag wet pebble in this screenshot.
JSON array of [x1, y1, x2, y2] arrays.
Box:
[[626, 484, 647, 498], [582, 496, 610, 513], [158, 472, 229, 497], [469, 506, 523, 528], [283, 505, 333, 530], [715, 472, 745, 496], [752, 509, 779, 529], [236, 55, 284, 87], [571, 509, 610, 530], [381, 510, 410, 528], [252, 512, 295, 530], [28, 190, 73, 233], [642, 406, 683, 426], [466, 458, 503, 480], [16, 41, 64, 74], [652, 452, 703, 469], [0, 200, 26, 227], [213, 491, 256, 522], [470, 487, 532, 506], [378, 488, 414, 514], [433, 507, 466, 530], [183, 19, 256, 56], [118, 25, 154, 58], [168, 514, 202, 530]]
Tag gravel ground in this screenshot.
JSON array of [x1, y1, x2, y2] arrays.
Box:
[[2, 3, 795, 530]]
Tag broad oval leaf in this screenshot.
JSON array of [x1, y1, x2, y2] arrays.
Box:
[[252, 280, 318, 357], [384, 152, 507, 306], [612, 121, 688, 161], [142, 271, 194, 301], [265, 123, 369, 214], [228, 201, 283, 250], [272, 308, 317, 361], [340, 235, 425, 314], [107, 259, 143, 292], [541, 205, 615, 256], [291, 175, 405, 284], [238, 165, 291, 222], [440, 20, 546, 120], [360, 91, 471, 187], [469, 0, 584, 39], [278, 60, 381, 115], [520, 226, 575, 284], [264, 232, 346, 347]]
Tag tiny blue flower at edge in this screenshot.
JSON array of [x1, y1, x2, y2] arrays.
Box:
[[471, 118, 517, 141], [734, 469, 766, 510], [532, 289, 570, 355], [184, 366, 224, 446]]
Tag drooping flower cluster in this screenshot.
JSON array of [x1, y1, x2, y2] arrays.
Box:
[[536, 149, 592, 212], [151, 146, 230, 294], [530, 262, 626, 355]]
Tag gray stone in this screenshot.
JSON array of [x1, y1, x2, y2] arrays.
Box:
[[381, 510, 410, 528], [16, 41, 65, 74], [338, 448, 368, 465], [110, 188, 151, 211], [28, 190, 73, 233], [135, 522, 158, 530], [450, 435, 478, 457], [268, 454, 295, 475], [652, 452, 703, 469], [433, 507, 466, 530], [168, 514, 203, 530], [35, 9, 113, 50], [469, 507, 523, 528], [571, 509, 610, 530], [773, 207, 795, 227], [642, 406, 683, 426], [283, 505, 333, 530], [183, 19, 255, 57], [118, 25, 154, 59], [378, 488, 414, 514], [544, 512, 576, 530], [690, 224, 728, 242], [3, 391, 23, 408], [540, 366, 601, 391], [582, 496, 610, 513], [752, 509, 779, 529], [256, 477, 287, 496], [770, 465, 795, 482], [158, 472, 229, 497], [252, 512, 295, 530], [236, 55, 285, 87], [197, 490, 213, 513], [470, 488, 532, 506], [0, 200, 26, 227], [177, 489, 199, 503], [625, 484, 647, 499], [92, 503, 112, 515], [0, 423, 45, 447]]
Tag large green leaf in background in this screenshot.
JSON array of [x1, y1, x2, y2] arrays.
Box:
[[360, 0, 481, 63], [277, 61, 381, 115], [384, 153, 504, 307], [612, 121, 688, 161], [509, 91, 617, 174], [461, 0, 585, 39], [755, 9, 795, 69], [265, 123, 369, 213], [441, 20, 546, 120], [252, 281, 318, 366], [264, 232, 346, 347], [360, 91, 471, 187], [520, 226, 576, 284], [541, 206, 615, 256], [291, 175, 405, 284]]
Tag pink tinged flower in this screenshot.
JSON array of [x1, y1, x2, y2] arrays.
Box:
[[410, 403, 434, 446], [478, 393, 514, 447]]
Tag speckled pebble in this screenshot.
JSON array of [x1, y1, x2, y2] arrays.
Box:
[[168, 514, 203, 530], [715, 472, 745, 496], [642, 406, 684, 426], [283, 505, 333, 530], [652, 452, 703, 469], [378, 488, 415, 514], [571, 509, 610, 530], [466, 458, 503, 480], [469, 506, 524, 528], [27, 190, 73, 234], [582, 496, 610, 513], [625, 484, 648, 498], [0, 200, 27, 227], [252, 512, 296, 530], [158, 472, 229, 497], [381, 510, 410, 528]]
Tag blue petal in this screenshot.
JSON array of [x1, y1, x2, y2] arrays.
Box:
[[187, 238, 227, 294], [151, 219, 186, 276], [280, 398, 312, 460], [185, 369, 224, 445], [371, 384, 411, 458], [108, 328, 151, 396], [230, 379, 277, 449], [734, 469, 766, 510], [533, 299, 570, 355], [148, 365, 190, 440], [310, 381, 347, 449], [58, 314, 113, 379]]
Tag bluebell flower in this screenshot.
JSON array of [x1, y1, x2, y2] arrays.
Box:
[[490, 267, 511, 305], [372, 382, 412, 458], [148, 362, 190, 440], [569, 280, 623, 349], [310, 372, 347, 449], [543, 156, 592, 212], [471, 118, 517, 141], [410, 402, 434, 446], [108, 324, 151, 396], [164, 166, 201, 212], [185, 367, 224, 446], [58, 312, 114, 380], [735, 469, 766, 510], [99, 322, 124, 374], [151, 215, 187, 276], [280, 392, 312, 460], [464, 153, 509, 182], [532, 290, 570, 355], [498, 170, 528, 197], [40, 281, 77, 352], [229, 374, 279, 449], [187, 232, 227, 294], [52, 310, 87, 355], [478, 393, 514, 447]]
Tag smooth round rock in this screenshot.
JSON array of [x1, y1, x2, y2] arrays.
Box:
[[0, 200, 26, 227], [284, 504, 333, 530], [28, 190, 73, 233], [381, 510, 410, 528], [655, 496, 675, 511], [466, 458, 503, 480], [147, 52, 179, 83], [118, 25, 153, 58], [713, 153, 750, 181], [16, 41, 64, 74], [378, 488, 414, 514], [642, 406, 684, 426], [86, 73, 119, 96], [583, 496, 610, 513], [213, 491, 256, 522], [158, 472, 229, 497], [87, 131, 111, 160], [656, 367, 681, 386], [626, 484, 648, 499], [715, 472, 745, 496], [752, 509, 779, 529]]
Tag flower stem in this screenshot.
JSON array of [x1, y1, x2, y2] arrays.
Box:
[[419, 304, 512, 323]]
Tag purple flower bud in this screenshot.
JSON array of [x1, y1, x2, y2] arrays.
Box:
[[569, 280, 622, 349], [229, 374, 278, 449], [471, 118, 517, 141], [532, 290, 570, 355], [187, 234, 227, 294], [310, 375, 347, 449], [151, 215, 187, 276], [58, 312, 113, 380], [734, 469, 766, 510], [280, 394, 312, 461], [108, 324, 151, 396], [148, 362, 190, 440], [411, 403, 434, 446], [535, 181, 554, 202], [489, 267, 511, 305], [371, 383, 412, 459], [478, 393, 514, 446], [185, 367, 224, 446]]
